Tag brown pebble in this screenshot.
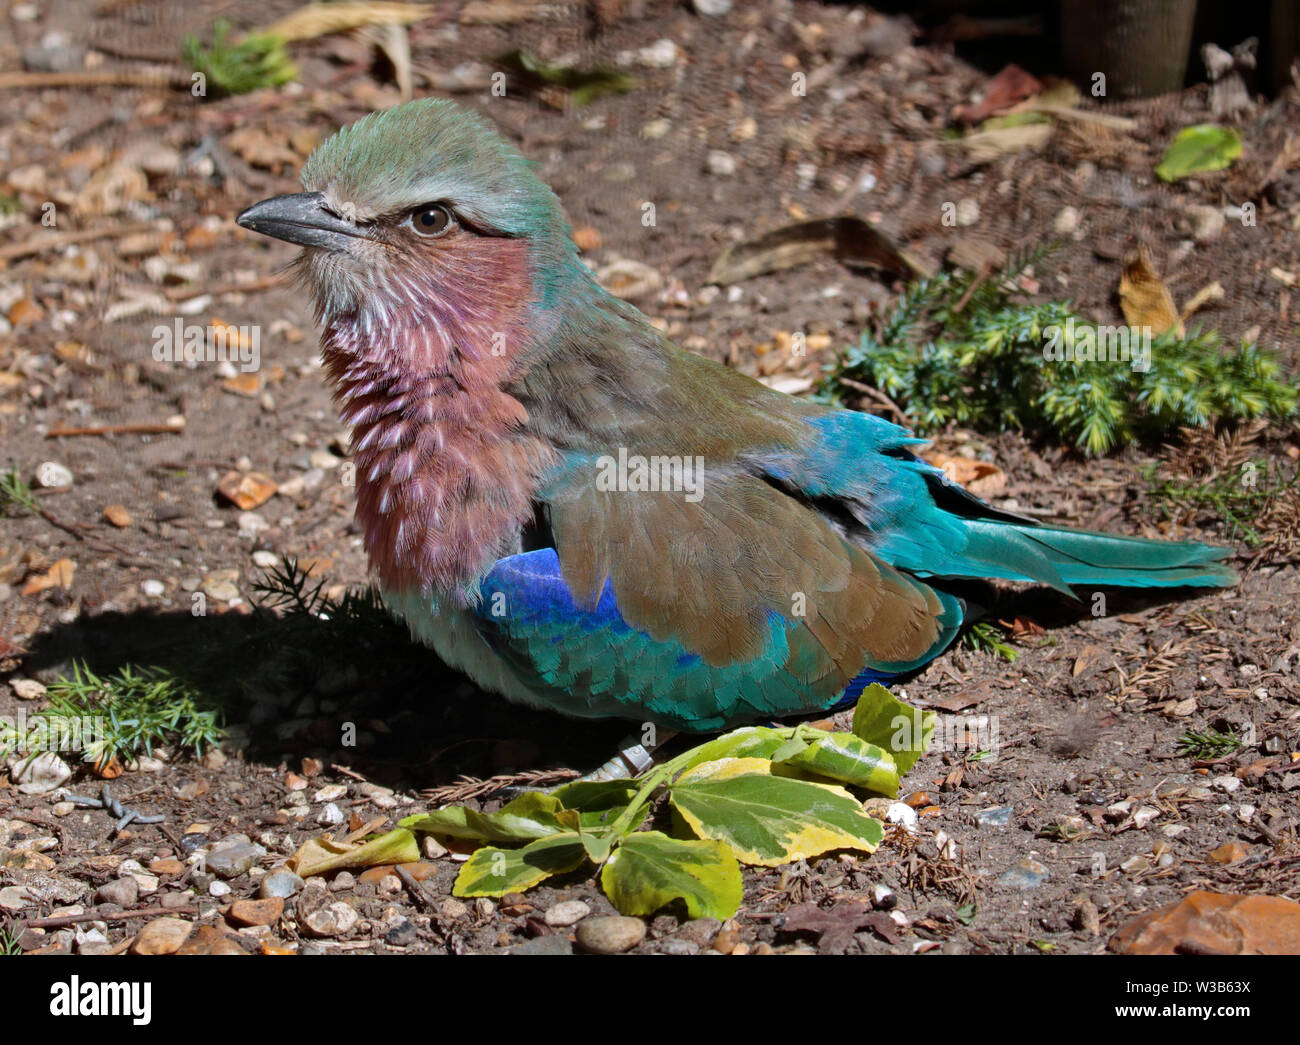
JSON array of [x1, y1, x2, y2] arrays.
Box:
[[102, 504, 132, 527], [358, 865, 394, 886], [1208, 842, 1247, 865], [131, 917, 193, 955], [712, 921, 739, 954], [216, 470, 277, 510], [572, 225, 603, 252], [176, 924, 248, 955], [228, 897, 284, 927], [8, 298, 44, 327]]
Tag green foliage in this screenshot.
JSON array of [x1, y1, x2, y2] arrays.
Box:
[[1155, 124, 1243, 182], [0, 925, 21, 956], [1144, 458, 1298, 547], [496, 49, 636, 107], [253, 555, 387, 623], [1, 663, 223, 767], [963, 620, 1020, 662], [0, 464, 37, 516], [398, 683, 933, 921], [821, 258, 1299, 455], [182, 19, 296, 96], [1177, 728, 1243, 760]]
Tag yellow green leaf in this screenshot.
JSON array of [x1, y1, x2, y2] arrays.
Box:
[[670, 761, 884, 866], [601, 831, 742, 920], [671, 726, 789, 779], [774, 732, 900, 796], [453, 833, 587, 897], [850, 683, 934, 774], [1155, 124, 1242, 182], [401, 790, 567, 842], [286, 828, 420, 878]]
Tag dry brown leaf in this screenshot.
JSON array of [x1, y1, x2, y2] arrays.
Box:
[[956, 121, 1053, 164], [1180, 281, 1225, 323], [80, 159, 149, 217], [707, 216, 930, 286], [922, 452, 1006, 497], [224, 127, 300, 173], [20, 558, 75, 596], [1072, 644, 1101, 677], [359, 21, 413, 102], [952, 63, 1042, 125], [1119, 247, 1183, 337], [259, 2, 436, 43], [459, 0, 558, 25], [216, 471, 277, 510]]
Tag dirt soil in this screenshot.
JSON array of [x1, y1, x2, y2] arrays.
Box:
[[2, 0, 1299, 956]]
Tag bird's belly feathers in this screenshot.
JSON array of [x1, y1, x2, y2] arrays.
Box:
[[381, 586, 556, 712]]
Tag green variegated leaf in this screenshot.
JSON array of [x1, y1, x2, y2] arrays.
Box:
[[601, 831, 742, 920], [670, 758, 884, 866], [550, 779, 638, 811], [452, 833, 587, 897], [287, 828, 421, 878], [401, 791, 567, 842], [670, 726, 789, 778], [1155, 124, 1242, 182], [774, 731, 900, 796], [850, 682, 934, 774]]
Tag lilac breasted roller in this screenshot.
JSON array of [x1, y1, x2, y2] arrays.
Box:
[[237, 99, 1235, 732]]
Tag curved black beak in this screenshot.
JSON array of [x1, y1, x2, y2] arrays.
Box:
[[236, 192, 369, 250]]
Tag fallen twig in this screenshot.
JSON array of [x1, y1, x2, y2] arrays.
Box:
[[0, 221, 162, 263], [395, 865, 439, 914], [0, 68, 186, 91], [164, 272, 287, 301], [46, 421, 185, 439], [834, 377, 910, 425], [21, 905, 195, 930]]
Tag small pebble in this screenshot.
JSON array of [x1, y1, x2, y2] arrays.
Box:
[[706, 150, 738, 177], [228, 898, 284, 927], [1053, 206, 1080, 235], [998, 858, 1049, 890], [35, 461, 73, 488], [94, 877, 139, 907], [385, 918, 418, 947], [575, 915, 646, 954], [258, 870, 304, 899], [543, 899, 591, 928], [205, 836, 266, 878], [301, 901, 359, 938], [10, 678, 45, 700]]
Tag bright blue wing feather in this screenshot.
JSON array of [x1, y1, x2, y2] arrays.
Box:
[[468, 548, 932, 731]]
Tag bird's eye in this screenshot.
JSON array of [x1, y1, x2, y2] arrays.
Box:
[[408, 204, 454, 237]]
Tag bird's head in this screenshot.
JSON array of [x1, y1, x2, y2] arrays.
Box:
[[237, 98, 583, 364], [237, 100, 585, 597]]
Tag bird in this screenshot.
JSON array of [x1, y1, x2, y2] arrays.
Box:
[[237, 98, 1236, 735]]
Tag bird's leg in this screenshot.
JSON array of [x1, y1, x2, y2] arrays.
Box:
[[576, 729, 679, 783]]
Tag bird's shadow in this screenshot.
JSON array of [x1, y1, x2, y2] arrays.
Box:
[[17, 600, 627, 796], [15, 575, 1212, 799]]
